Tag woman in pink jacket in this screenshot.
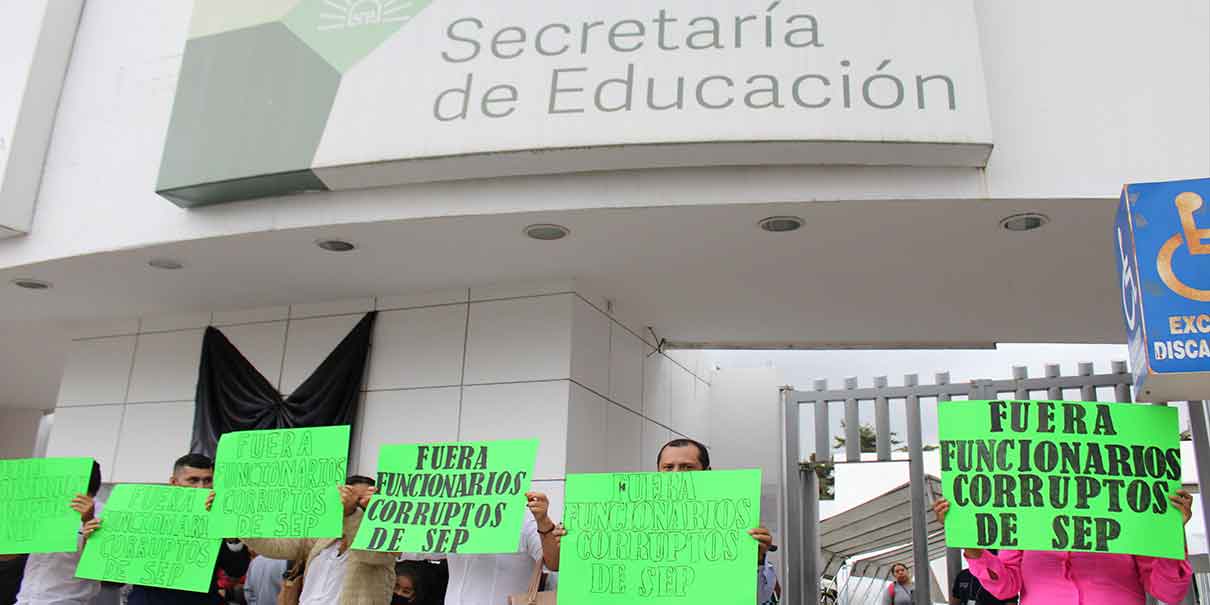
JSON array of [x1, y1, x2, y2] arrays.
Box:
[[933, 492, 1194, 604]]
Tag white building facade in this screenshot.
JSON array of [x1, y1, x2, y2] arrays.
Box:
[[0, 0, 1207, 561]]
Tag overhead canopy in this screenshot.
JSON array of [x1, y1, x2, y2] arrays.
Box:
[[818, 475, 944, 577]]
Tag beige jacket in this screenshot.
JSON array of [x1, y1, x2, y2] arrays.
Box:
[[243, 511, 396, 605]]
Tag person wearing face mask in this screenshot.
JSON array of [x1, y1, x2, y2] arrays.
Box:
[[392, 562, 437, 605]]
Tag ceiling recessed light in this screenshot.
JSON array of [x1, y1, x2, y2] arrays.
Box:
[[758, 216, 805, 233], [316, 239, 357, 252], [1000, 213, 1049, 232], [524, 224, 570, 241], [148, 258, 184, 270], [11, 278, 52, 290]]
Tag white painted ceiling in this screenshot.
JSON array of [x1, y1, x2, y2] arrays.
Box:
[[0, 197, 1127, 409]]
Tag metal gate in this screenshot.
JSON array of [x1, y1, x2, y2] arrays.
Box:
[[777, 361, 1210, 605]]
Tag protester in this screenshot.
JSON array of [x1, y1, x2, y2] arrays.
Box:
[[240, 552, 286, 605], [96, 454, 252, 605], [398, 486, 560, 604], [393, 561, 440, 605], [951, 556, 1018, 605], [239, 476, 397, 605], [933, 495, 1194, 604], [14, 462, 103, 605], [652, 438, 781, 605], [434, 490, 561, 604], [552, 438, 778, 603], [883, 562, 913, 605]]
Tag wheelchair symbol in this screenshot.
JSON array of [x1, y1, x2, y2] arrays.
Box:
[[1157, 192, 1210, 302]]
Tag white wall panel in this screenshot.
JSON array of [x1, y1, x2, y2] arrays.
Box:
[[460, 381, 569, 480], [356, 387, 461, 476], [567, 384, 607, 474], [367, 305, 467, 391], [605, 401, 643, 473], [668, 362, 696, 437], [608, 324, 644, 413], [464, 295, 571, 385], [45, 405, 123, 474], [113, 401, 193, 483], [642, 351, 671, 426], [57, 336, 135, 406], [570, 297, 610, 397], [279, 314, 363, 393], [126, 329, 203, 403]]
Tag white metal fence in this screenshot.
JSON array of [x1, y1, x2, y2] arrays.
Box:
[[779, 361, 1210, 605]]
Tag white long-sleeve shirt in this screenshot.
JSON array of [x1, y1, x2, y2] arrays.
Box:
[[15, 504, 103, 605], [401, 516, 546, 605]]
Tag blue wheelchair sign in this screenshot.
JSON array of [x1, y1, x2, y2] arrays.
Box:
[[1115, 177, 1210, 401]]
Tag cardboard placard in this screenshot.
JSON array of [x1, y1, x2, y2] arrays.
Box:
[[210, 425, 350, 539], [939, 400, 1185, 559], [77, 484, 221, 593], [352, 439, 538, 554], [558, 469, 762, 605], [0, 457, 94, 554]]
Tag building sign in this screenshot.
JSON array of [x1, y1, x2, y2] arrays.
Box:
[[159, 0, 993, 207], [1115, 177, 1210, 402]]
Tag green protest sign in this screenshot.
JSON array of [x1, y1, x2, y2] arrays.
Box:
[[76, 484, 220, 593], [558, 469, 762, 605], [0, 457, 93, 554], [210, 425, 349, 539], [352, 439, 538, 554], [939, 400, 1185, 559]]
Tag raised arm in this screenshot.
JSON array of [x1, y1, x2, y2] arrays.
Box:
[[527, 492, 561, 571]]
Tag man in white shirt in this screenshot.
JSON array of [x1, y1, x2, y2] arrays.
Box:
[[405, 490, 562, 605], [15, 462, 103, 605]]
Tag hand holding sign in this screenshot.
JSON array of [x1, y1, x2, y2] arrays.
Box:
[[71, 494, 96, 523], [209, 425, 350, 539], [938, 400, 1186, 559], [0, 457, 95, 555], [351, 439, 539, 554]]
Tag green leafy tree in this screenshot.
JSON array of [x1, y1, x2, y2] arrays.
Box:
[[833, 421, 902, 453]]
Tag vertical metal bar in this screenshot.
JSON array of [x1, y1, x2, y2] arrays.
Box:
[[801, 464, 821, 605], [814, 379, 831, 463], [936, 372, 951, 402], [780, 387, 802, 605], [904, 373, 930, 605], [1013, 365, 1029, 400], [1112, 360, 1133, 403], [1186, 400, 1210, 575], [1079, 362, 1097, 401], [845, 377, 861, 462], [875, 376, 891, 462], [936, 370, 962, 596], [1046, 363, 1062, 400]]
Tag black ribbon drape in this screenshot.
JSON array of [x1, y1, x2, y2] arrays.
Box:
[[190, 312, 377, 457]]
